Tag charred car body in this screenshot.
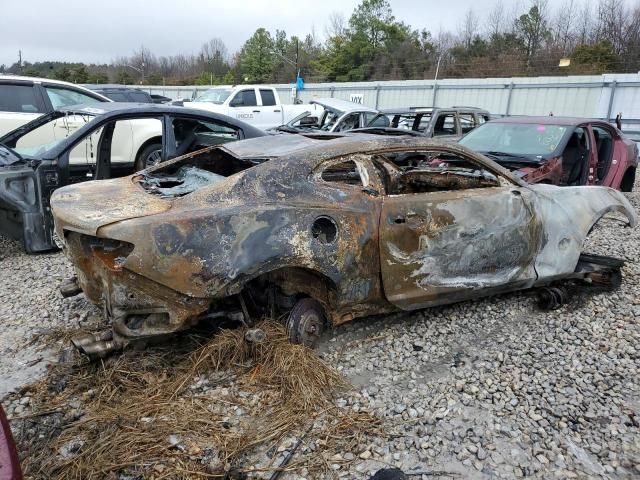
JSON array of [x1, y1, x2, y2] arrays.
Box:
[[0, 103, 266, 252], [458, 116, 638, 191], [274, 99, 390, 134], [50, 135, 637, 357], [353, 106, 491, 140]]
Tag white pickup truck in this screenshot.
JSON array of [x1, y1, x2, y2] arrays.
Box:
[[188, 86, 321, 130]]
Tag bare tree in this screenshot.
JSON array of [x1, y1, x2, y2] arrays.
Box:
[[459, 8, 479, 48], [324, 11, 346, 39], [551, 0, 577, 53], [486, 1, 506, 38]]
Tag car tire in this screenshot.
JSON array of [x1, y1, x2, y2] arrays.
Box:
[[620, 168, 636, 192], [286, 298, 326, 348], [134, 143, 162, 171]]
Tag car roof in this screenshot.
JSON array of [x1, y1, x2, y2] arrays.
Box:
[[310, 98, 379, 114], [382, 106, 489, 115], [0, 75, 111, 103], [489, 116, 603, 126]]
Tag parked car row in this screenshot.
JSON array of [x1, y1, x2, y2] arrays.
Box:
[[0, 75, 637, 258]]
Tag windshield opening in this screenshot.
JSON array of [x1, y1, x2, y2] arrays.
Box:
[[194, 88, 233, 104], [460, 123, 569, 158]]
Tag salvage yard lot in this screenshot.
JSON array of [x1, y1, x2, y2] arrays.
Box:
[[1, 178, 639, 479]]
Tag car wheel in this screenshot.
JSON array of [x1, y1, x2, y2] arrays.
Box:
[[135, 143, 162, 171], [620, 168, 636, 192], [286, 298, 326, 348]]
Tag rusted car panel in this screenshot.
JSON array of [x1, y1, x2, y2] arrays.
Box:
[[50, 136, 637, 355]]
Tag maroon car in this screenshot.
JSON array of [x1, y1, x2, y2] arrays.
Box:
[[459, 116, 638, 191], [0, 406, 21, 480]]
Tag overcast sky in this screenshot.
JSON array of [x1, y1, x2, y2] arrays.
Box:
[[1, 0, 636, 66]]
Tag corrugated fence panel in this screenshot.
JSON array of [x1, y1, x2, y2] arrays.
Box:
[[132, 73, 640, 120]]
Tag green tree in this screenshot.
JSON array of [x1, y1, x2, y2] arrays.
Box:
[[239, 28, 274, 83], [116, 70, 133, 85], [515, 4, 551, 60], [571, 40, 619, 73]]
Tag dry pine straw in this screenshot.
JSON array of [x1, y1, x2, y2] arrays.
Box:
[[20, 321, 381, 479]]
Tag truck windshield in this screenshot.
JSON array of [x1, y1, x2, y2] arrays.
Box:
[[194, 89, 233, 104], [460, 123, 569, 158]]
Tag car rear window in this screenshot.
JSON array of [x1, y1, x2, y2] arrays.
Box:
[[129, 91, 151, 103], [0, 84, 42, 113]]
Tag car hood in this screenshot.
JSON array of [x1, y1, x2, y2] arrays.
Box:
[[51, 175, 172, 237]]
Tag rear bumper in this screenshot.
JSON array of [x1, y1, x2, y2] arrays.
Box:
[[64, 232, 209, 345]]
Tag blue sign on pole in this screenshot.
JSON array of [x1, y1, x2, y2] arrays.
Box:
[[296, 76, 304, 91]]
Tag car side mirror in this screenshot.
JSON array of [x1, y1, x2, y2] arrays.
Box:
[[362, 186, 379, 197]]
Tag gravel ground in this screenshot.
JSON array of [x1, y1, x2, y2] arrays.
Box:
[[1, 179, 639, 479]]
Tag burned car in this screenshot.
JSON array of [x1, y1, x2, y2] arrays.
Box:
[[50, 135, 637, 357], [354, 106, 491, 140], [458, 116, 638, 191], [0, 103, 266, 252], [274, 98, 390, 134]]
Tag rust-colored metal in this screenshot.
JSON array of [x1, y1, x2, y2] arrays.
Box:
[[50, 136, 637, 354]]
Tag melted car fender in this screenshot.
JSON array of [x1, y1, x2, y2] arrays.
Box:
[[530, 184, 637, 281]]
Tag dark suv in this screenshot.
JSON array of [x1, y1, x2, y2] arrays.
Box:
[[90, 86, 154, 103]]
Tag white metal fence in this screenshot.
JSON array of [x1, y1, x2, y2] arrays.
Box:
[[121, 73, 640, 136]]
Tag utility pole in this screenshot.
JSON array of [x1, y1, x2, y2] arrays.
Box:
[[18, 50, 22, 74]]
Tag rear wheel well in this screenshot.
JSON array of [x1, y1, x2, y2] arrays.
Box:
[[620, 167, 636, 192], [246, 267, 337, 321]]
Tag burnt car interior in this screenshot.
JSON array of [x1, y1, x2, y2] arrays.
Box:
[[374, 150, 503, 194], [561, 127, 590, 185]]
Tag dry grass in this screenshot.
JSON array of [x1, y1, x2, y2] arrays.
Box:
[[19, 321, 381, 479]]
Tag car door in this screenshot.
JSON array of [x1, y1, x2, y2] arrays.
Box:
[[257, 89, 282, 127], [228, 88, 261, 126], [377, 150, 542, 310], [430, 111, 460, 142]]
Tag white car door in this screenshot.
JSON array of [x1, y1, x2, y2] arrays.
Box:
[[257, 88, 282, 128], [228, 88, 262, 126]]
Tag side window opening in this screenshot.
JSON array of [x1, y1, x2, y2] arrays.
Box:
[[171, 117, 240, 157], [459, 114, 476, 134], [433, 114, 456, 136], [375, 151, 503, 195], [335, 113, 361, 132], [321, 160, 365, 186], [0, 84, 41, 113], [365, 113, 390, 128], [230, 90, 257, 107], [45, 87, 102, 109], [259, 89, 276, 107]]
